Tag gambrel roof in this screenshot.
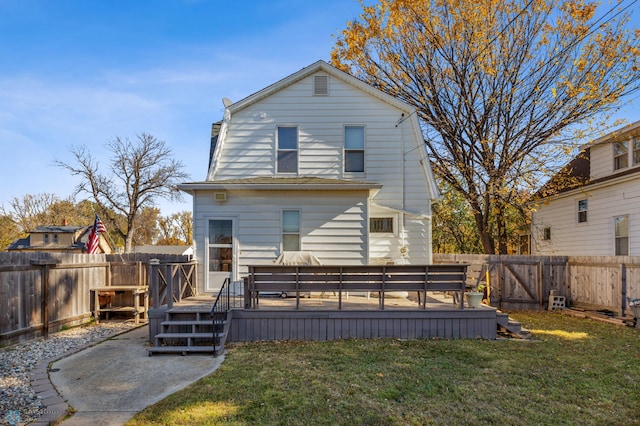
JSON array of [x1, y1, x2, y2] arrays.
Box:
[[203, 60, 440, 200]]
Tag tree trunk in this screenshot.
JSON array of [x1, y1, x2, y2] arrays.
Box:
[[474, 211, 494, 254]]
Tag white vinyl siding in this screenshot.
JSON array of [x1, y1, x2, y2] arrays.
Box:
[[191, 190, 371, 292], [212, 72, 432, 214], [531, 177, 640, 256]]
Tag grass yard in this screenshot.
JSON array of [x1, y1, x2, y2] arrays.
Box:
[[127, 312, 640, 425]]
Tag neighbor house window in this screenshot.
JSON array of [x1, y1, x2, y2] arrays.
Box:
[[614, 216, 629, 256], [370, 217, 394, 233], [613, 141, 628, 170], [277, 126, 298, 173], [344, 126, 365, 172], [633, 138, 640, 165], [53, 234, 59, 244], [282, 210, 300, 251], [578, 199, 588, 223], [44, 234, 49, 244]]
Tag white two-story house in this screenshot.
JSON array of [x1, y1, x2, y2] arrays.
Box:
[[530, 120, 640, 256], [179, 60, 440, 293]]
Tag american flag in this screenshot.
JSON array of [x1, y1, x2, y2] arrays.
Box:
[[87, 214, 107, 254]]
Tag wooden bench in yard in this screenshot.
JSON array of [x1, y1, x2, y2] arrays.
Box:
[[247, 264, 468, 310]]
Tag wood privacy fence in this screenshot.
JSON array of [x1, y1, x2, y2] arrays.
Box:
[[0, 252, 192, 344], [433, 254, 640, 316]]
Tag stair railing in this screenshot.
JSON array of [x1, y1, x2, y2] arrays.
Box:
[[210, 278, 230, 357]]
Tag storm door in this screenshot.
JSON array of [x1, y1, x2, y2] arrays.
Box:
[[207, 219, 234, 292]]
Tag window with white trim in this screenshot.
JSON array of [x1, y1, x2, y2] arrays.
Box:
[[53, 234, 59, 244], [578, 199, 588, 223], [277, 126, 298, 173], [344, 126, 365, 172], [633, 138, 640, 166], [613, 141, 628, 170], [44, 233, 49, 244], [614, 216, 629, 256], [282, 210, 300, 251]]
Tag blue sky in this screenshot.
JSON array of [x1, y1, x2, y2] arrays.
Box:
[[0, 0, 638, 217], [0, 0, 369, 215]]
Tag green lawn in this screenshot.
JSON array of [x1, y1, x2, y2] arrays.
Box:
[[128, 312, 640, 425]]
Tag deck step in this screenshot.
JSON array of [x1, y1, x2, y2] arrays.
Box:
[[496, 311, 531, 339], [148, 345, 222, 356], [155, 332, 218, 339], [161, 320, 213, 326]]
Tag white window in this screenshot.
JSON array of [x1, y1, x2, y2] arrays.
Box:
[[370, 217, 394, 233], [578, 199, 588, 223], [277, 126, 298, 173], [282, 210, 300, 251], [614, 216, 629, 256], [613, 141, 628, 171], [345, 126, 365, 173], [633, 138, 640, 166]]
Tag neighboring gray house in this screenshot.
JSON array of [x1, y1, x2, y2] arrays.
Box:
[[179, 60, 440, 294], [530, 120, 640, 255]]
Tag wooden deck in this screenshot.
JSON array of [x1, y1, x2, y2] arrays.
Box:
[[227, 293, 497, 341], [150, 292, 498, 344]]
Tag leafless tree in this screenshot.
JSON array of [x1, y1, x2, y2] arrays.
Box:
[[56, 133, 189, 252]]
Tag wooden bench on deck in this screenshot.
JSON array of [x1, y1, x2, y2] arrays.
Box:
[[247, 264, 468, 310]]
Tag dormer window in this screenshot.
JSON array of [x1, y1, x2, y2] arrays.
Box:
[[613, 141, 628, 170]]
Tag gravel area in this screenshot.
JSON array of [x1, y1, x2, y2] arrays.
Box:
[[0, 321, 139, 425]]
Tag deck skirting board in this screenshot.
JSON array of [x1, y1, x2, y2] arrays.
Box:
[[228, 308, 497, 341]]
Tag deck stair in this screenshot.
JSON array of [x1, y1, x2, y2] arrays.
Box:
[[148, 306, 230, 356], [496, 311, 532, 339]]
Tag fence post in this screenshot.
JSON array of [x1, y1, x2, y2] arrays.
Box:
[[30, 259, 60, 339], [150, 259, 160, 309], [621, 263, 627, 315], [165, 263, 174, 309]]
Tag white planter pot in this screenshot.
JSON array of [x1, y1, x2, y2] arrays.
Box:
[[466, 292, 483, 308]]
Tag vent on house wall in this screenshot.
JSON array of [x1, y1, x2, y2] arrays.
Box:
[[214, 192, 227, 202], [313, 75, 328, 96]]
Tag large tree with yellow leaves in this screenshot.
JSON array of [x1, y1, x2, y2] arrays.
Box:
[[332, 0, 640, 254]]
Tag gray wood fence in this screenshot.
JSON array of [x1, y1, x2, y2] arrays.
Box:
[[0, 252, 191, 344], [433, 254, 640, 316]]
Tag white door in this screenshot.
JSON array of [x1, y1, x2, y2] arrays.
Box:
[[207, 218, 234, 292]]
